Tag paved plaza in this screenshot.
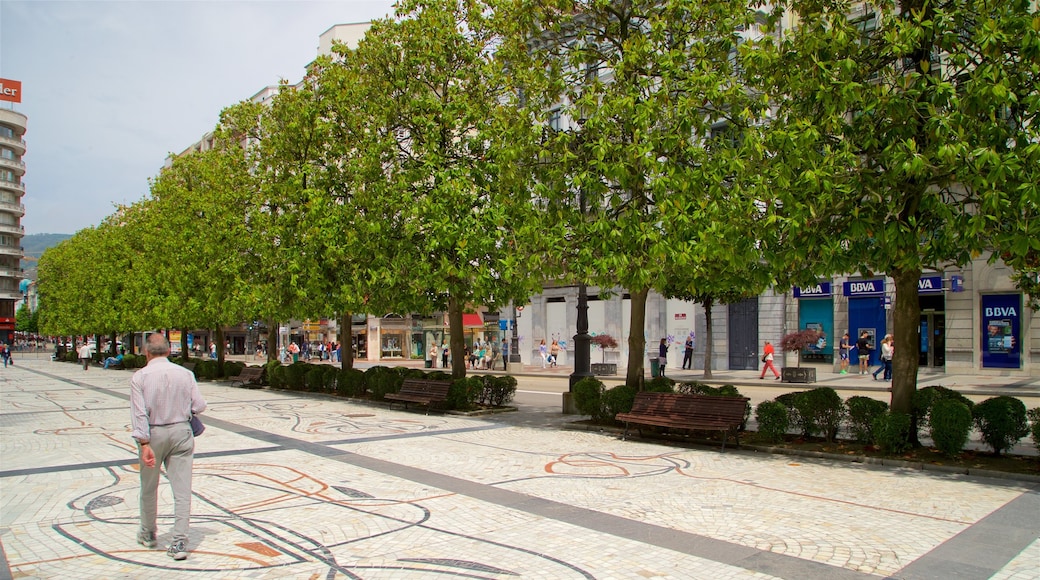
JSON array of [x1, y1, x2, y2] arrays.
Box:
[[1, 358, 1038, 579]]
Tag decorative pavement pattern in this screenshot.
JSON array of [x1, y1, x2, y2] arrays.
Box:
[[1, 360, 1037, 579]]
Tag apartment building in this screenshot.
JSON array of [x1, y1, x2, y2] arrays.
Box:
[[0, 106, 27, 344]]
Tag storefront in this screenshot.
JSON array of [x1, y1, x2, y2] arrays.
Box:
[[917, 275, 946, 368], [844, 279, 886, 366], [794, 282, 834, 364]]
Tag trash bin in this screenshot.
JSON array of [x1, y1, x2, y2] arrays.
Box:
[[649, 357, 660, 378], [425, 359, 433, 368]]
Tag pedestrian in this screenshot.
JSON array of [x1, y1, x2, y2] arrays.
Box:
[[682, 334, 694, 370], [873, 334, 894, 381], [759, 341, 780, 380], [78, 341, 92, 371], [856, 331, 872, 375], [501, 339, 509, 371], [658, 338, 668, 377], [130, 333, 207, 561], [429, 343, 439, 368], [539, 339, 548, 368], [441, 342, 449, 369], [1, 342, 9, 368], [839, 332, 850, 374], [549, 340, 560, 367]]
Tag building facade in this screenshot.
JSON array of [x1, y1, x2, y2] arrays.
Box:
[[0, 107, 26, 344]]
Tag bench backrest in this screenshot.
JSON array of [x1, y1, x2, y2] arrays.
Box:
[[399, 378, 452, 397], [630, 392, 748, 423], [237, 367, 263, 378]]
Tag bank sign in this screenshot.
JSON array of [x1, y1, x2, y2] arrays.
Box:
[[0, 78, 21, 103], [793, 282, 832, 298], [843, 279, 885, 296]]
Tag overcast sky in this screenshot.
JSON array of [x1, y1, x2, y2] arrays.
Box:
[[1, 0, 396, 235]]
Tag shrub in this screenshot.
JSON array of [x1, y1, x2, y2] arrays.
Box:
[[872, 412, 912, 454], [284, 362, 312, 391], [845, 396, 889, 443], [264, 360, 282, 386], [122, 354, 142, 369], [776, 388, 843, 441], [1027, 407, 1040, 455], [64, 351, 78, 363], [573, 377, 606, 419], [364, 366, 403, 400], [755, 400, 790, 443], [336, 368, 365, 397], [644, 376, 675, 393], [912, 386, 975, 436], [602, 385, 637, 417], [305, 366, 334, 393], [267, 362, 286, 389], [972, 396, 1029, 456], [486, 375, 517, 407], [196, 360, 219, 381], [930, 399, 973, 458], [447, 376, 481, 410]]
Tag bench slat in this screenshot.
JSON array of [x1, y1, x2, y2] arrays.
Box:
[[617, 392, 749, 451], [386, 378, 452, 414]]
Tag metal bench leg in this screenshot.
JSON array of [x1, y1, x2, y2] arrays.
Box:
[[622, 422, 630, 441]]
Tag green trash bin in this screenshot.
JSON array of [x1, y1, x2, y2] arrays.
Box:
[[649, 357, 660, 378], [425, 359, 433, 368]]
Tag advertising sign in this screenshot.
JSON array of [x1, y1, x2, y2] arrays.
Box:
[[794, 282, 832, 298], [981, 294, 1021, 369], [843, 279, 885, 296], [917, 275, 943, 294], [0, 79, 21, 103]]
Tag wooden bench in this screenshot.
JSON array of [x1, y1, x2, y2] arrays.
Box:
[[615, 392, 750, 451], [228, 366, 264, 388], [385, 378, 452, 414], [182, 362, 196, 373]]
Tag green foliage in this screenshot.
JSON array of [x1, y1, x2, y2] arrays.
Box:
[[972, 397, 1029, 456], [845, 396, 889, 444], [447, 377, 482, 410], [644, 377, 675, 393], [267, 364, 287, 389], [284, 362, 312, 391], [195, 360, 219, 381], [337, 368, 366, 397], [777, 388, 844, 441], [264, 360, 282, 387], [304, 366, 330, 393], [755, 401, 790, 443], [477, 375, 517, 407], [912, 386, 975, 435], [365, 366, 403, 401], [573, 377, 606, 420], [121, 354, 143, 369], [602, 385, 637, 418], [872, 412, 912, 455], [930, 399, 973, 458], [1027, 408, 1040, 455]]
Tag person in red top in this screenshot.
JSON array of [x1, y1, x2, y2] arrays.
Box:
[[759, 341, 780, 380]]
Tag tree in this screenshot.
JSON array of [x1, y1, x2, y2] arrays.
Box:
[[14, 303, 36, 333], [342, 0, 544, 378], [747, 0, 1040, 416], [502, 0, 767, 386]]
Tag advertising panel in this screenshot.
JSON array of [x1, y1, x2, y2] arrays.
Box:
[[0, 79, 21, 103], [981, 294, 1021, 369]]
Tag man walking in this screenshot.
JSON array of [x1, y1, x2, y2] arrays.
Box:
[[682, 334, 694, 370], [130, 333, 207, 561], [78, 341, 92, 371]]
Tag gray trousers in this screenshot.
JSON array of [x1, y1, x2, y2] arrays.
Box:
[[139, 422, 194, 544]]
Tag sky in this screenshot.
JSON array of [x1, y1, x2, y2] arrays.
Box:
[[1, 0, 396, 235]]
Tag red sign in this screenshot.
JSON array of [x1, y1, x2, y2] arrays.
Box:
[[674, 313, 687, 320], [0, 79, 21, 103]]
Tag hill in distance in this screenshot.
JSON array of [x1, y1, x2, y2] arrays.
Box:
[[21, 233, 72, 279]]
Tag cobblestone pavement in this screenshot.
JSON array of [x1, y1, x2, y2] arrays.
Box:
[[1, 359, 1038, 580]]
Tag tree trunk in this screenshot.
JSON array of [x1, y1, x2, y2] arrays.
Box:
[[267, 318, 278, 364], [625, 287, 649, 389], [702, 297, 714, 379], [180, 329, 189, 361], [339, 312, 353, 371], [890, 267, 922, 438], [448, 296, 467, 379], [215, 327, 225, 376], [109, 331, 118, 357]]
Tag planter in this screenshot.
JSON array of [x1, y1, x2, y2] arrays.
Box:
[[591, 363, 617, 376], [782, 367, 817, 383]]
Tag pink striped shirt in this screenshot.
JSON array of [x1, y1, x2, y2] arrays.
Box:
[[130, 357, 207, 443]]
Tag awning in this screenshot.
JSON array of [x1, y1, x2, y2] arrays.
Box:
[[462, 313, 484, 327]]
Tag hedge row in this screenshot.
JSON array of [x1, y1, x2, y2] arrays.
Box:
[[573, 378, 750, 427]]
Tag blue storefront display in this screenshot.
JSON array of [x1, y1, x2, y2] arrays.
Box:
[[844, 279, 886, 366], [981, 294, 1021, 369], [794, 283, 833, 363]]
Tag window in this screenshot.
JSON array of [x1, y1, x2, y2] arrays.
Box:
[[0, 148, 15, 161], [0, 127, 13, 139], [548, 109, 562, 132]]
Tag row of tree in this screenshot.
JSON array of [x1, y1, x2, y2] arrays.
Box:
[[37, 0, 1038, 416]]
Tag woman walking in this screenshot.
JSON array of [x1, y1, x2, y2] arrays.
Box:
[[873, 335, 894, 381], [759, 341, 780, 380]]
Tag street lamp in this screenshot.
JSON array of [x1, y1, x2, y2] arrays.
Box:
[[568, 118, 592, 390]]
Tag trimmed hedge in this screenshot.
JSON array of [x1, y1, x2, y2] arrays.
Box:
[[872, 412, 912, 454], [777, 387, 844, 441], [973, 396, 1029, 456], [602, 384, 637, 417], [755, 400, 790, 443], [930, 398, 972, 457], [573, 377, 606, 420], [1028, 407, 1040, 455], [845, 396, 888, 443]]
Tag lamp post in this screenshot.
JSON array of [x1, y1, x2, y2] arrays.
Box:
[[569, 122, 592, 389]]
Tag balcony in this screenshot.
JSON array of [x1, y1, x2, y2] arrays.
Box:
[[0, 201, 24, 216], [0, 157, 25, 175], [0, 266, 21, 279], [0, 290, 22, 301], [0, 135, 26, 155], [0, 223, 23, 236], [0, 246, 22, 257], [0, 180, 24, 193]]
